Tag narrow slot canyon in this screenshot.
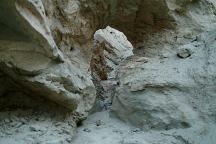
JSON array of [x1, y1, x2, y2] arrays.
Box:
[[0, 0, 216, 144]]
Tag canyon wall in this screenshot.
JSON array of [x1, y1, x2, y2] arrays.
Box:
[[0, 0, 216, 143]]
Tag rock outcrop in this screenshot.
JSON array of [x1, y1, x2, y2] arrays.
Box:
[[1, 0, 216, 143], [0, 0, 97, 143], [91, 26, 133, 111], [0, 0, 96, 120], [111, 0, 216, 136], [92, 26, 133, 80]]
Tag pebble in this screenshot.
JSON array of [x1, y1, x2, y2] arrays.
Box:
[[54, 122, 61, 127], [83, 128, 91, 132], [177, 48, 191, 58], [131, 128, 141, 133], [136, 57, 149, 63], [29, 125, 45, 132], [95, 120, 103, 126], [66, 138, 73, 143]]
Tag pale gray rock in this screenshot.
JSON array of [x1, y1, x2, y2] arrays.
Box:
[[94, 26, 134, 79], [0, 0, 96, 114], [0, 0, 216, 144], [91, 26, 133, 112], [177, 48, 192, 58], [94, 26, 134, 61], [110, 1, 216, 137], [0, 1, 96, 142], [111, 28, 216, 135]]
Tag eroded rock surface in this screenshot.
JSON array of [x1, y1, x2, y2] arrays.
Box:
[[0, 0, 96, 142], [111, 29, 216, 143], [0, 0, 96, 113], [92, 26, 133, 80], [110, 1, 216, 143], [1, 0, 216, 144], [91, 26, 133, 111]]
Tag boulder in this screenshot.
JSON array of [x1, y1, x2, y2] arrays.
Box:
[[93, 26, 134, 79]]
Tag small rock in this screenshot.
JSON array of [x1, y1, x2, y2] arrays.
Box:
[[177, 48, 191, 58], [131, 128, 141, 133], [136, 57, 148, 63], [54, 122, 61, 127], [15, 129, 20, 133], [95, 120, 104, 126], [83, 128, 91, 132], [29, 125, 45, 132], [66, 138, 73, 143], [113, 130, 123, 134]]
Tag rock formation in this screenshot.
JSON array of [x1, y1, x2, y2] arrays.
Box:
[[0, 0, 216, 144], [91, 26, 133, 111], [0, 0, 96, 112], [0, 0, 96, 143], [111, 0, 216, 130]]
